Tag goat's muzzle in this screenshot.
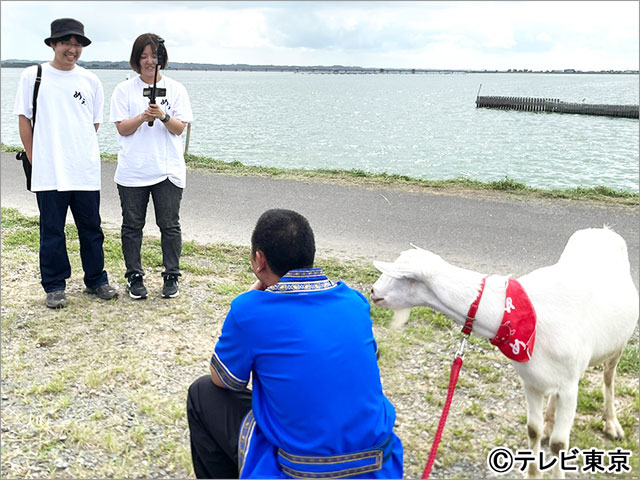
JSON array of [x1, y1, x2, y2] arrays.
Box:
[[370, 288, 385, 306]]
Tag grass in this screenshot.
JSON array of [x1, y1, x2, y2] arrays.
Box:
[[1, 207, 638, 479], [2, 143, 637, 205], [178, 151, 638, 205], [618, 343, 640, 375]]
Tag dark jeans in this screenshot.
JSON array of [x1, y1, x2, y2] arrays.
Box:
[[36, 190, 108, 293], [117, 179, 183, 278], [187, 375, 253, 479]]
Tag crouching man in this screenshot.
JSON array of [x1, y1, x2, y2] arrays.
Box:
[[187, 209, 403, 478]]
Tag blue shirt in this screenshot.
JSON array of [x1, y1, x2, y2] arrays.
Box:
[[211, 268, 403, 478]]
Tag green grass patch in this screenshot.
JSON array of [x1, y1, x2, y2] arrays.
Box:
[[577, 382, 604, 414], [488, 176, 531, 191], [3, 143, 638, 203], [0, 207, 40, 227], [178, 151, 638, 204], [618, 342, 639, 375], [213, 281, 248, 297], [1, 143, 23, 153]]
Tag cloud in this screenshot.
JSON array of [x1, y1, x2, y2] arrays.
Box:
[[1, 1, 637, 70], [536, 33, 552, 43]]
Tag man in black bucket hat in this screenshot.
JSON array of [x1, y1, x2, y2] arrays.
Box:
[[13, 18, 118, 308], [44, 18, 92, 47]]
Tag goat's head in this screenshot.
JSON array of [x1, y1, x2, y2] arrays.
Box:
[[371, 247, 445, 314]]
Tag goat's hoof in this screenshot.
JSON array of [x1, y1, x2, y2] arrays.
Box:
[[604, 419, 625, 439], [526, 461, 543, 479]]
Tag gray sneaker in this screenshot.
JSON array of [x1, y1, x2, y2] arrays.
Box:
[[85, 283, 118, 300], [46, 290, 67, 309]]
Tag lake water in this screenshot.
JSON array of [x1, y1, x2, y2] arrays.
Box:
[[2, 68, 638, 192]]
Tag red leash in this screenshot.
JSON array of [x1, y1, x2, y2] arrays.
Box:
[[421, 340, 465, 479], [421, 277, 487, 479]]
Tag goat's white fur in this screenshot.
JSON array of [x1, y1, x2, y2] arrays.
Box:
[[371, 227, 638, 478]]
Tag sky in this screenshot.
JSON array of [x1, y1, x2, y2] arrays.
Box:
[[1, 1, 638, 71]]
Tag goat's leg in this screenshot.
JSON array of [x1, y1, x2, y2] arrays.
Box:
[[603, 349, 625, 439], [548, 385, 579, 480], [541, 393, 558, 446], [523, 385, 545, 479]]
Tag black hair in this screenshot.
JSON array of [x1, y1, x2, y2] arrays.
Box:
[[129, 33, 168, 73], [251, 209, 315, 277], [49, 35, 77, 45]]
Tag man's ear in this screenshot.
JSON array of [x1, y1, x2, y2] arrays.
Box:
[[253, 250, 268, 273]]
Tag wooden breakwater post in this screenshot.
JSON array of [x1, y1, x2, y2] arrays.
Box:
[[476, 95, 639, 119]]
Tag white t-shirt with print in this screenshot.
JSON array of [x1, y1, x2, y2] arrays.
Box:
[[109, 75, 194, 188], [13, 63, 104, 192]]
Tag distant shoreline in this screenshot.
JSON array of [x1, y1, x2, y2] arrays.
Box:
[[1, 60, 637, 75]]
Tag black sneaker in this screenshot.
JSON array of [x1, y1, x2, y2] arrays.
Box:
[[85, 283, 118, 300], [127, 273, 148, 299], [46, 290, 67, 309], [162, 274, 179, 298]]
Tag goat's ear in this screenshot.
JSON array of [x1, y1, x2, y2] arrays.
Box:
[[373, 260, 418, 279]]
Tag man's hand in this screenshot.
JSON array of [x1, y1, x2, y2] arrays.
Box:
[[140, 110, 155, 122], [249, 280, 268, 291], [18, 115, 33, 163], [146, 103, 165, 120]]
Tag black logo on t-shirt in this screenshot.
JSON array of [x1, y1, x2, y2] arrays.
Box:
[[73, 91, 87, 105]]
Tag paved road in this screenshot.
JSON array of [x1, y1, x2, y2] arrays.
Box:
[[2, 152, 638, 284]]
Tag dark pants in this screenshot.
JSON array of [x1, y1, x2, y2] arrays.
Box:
[[187, 375, 253, 479], [36, 190, 108, 292], [117, 179, 183, 278]]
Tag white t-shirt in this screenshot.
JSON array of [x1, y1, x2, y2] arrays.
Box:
[[13, 63, 104, 191], [109, 75, 194, 188]]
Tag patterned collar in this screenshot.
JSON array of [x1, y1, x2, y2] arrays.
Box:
[[266, 268, 336, 293]]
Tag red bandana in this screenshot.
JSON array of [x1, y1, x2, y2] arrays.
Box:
[[490, 279, 537, 362]]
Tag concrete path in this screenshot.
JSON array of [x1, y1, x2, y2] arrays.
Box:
[[2, 152, 638, 283]]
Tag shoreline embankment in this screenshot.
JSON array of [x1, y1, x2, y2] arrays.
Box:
[[2, 151, 638, 286]]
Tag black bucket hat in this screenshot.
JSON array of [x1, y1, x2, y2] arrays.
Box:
[[44, 18, 91, 47]]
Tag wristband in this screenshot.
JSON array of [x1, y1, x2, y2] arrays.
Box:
[[161, 113, 170, 123]]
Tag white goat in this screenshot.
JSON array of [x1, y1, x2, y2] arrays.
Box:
[[371, 227, 638, 478]]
